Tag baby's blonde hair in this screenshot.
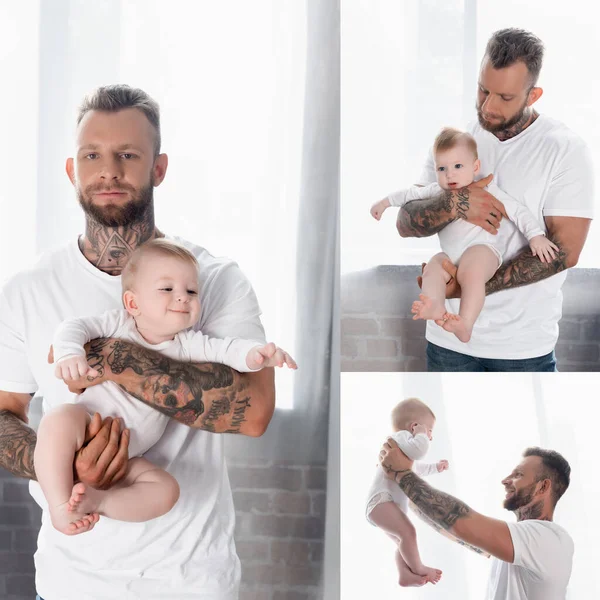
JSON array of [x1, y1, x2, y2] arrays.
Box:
[[433, 127, 478, 160], [121, 238, 199, 293], [391, 398, 436, 432]]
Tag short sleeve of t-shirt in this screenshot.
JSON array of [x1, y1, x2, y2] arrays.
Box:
[[416, 149, 437, 186], [542, 140, 595, 218], [0, 288, 37, 394], [508, 520, 572, 576]]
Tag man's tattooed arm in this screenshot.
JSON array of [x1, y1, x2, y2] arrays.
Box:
[[485, 215, 591, 295], [392, 470, 471, 531], [86, 338, 274, 436], [385, 467, 515, 561], [396, 189, 458, 238], [0, 394, 37, 480]]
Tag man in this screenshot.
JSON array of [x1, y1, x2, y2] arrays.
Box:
[[379, 442, 573, 599], [0, 85, 275, 599], [395, 28, 593, 371]]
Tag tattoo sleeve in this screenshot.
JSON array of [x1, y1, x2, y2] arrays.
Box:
[[0, 410, 37, 480], [397, 189, 458, 238], [486, 234, 567, 295], [89, 338, 263, 434], [395, 471, 471, 531]]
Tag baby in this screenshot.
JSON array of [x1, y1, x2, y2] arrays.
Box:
[[370, 127, 558, 342], [365, 397, 448, 587], [35, 239, 297, 535]]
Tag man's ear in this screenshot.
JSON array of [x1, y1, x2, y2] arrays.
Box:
[[66, 158, 75, 185], [527, 86, 543, 107], [123, 290, 140, 316]]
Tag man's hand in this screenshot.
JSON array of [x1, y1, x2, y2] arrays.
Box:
[[417, 260, 461, 299], [74, 413, 130, 490], [456, 174, 507, 234], [379, 437, 413, 482], [437, 459, 450, 473]]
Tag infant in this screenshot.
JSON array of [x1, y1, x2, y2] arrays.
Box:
[[365, 397, 448, 587], [370, 127, 558, 342], [35, 238, 296, 535]]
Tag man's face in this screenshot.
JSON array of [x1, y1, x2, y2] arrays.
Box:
[[501, 456, 545, 511], [68, 108, 164, 227], [476, 58, 537, 133]]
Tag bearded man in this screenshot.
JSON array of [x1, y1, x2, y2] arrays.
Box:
[[394, 28, 594, 371], [379, 442, 573, 599]]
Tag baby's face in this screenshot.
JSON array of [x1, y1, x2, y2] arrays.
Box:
[[434, 143, 479, 190], [129, 255, 201, 337]]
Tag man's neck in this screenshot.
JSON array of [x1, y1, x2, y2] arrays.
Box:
[[515, 499, 553, 522], [79, 215, 163, 276], [494, 108, 539, 142]]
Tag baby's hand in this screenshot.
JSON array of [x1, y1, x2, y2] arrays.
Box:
[[437, 459, 449, 473], [54, 355, 98, 382], [413, 423, 428, 437], [246, 343, 298, 371], [529, 235, 559, 264], [370, 198, 391, 221]]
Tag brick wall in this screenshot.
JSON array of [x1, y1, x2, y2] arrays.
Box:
[[0, 400, 326, 600], [341, 266, 600, 371]]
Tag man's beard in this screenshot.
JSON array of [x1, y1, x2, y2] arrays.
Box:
[[476, 98, 529, 134], [503, 481, 537, 511], [77, 180, 154, 227]]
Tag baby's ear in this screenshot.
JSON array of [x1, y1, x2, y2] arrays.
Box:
[[123, 290, 140, 316], [474, 159, 481, 174]]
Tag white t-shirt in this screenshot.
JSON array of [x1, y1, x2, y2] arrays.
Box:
[[0, 236, 265, 600], [389, 182, 545, 264], [52, 309, 261, 458], [365, 431, 436, 515], [417, 115, 594, 359], [486, 520, 573, 600]]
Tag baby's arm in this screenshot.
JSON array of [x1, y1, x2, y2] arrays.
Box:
[[183, 333, 296, 373], [413, 459, 449, 477], [53, 310, 126, 382], [394, 429, 430, 462], [371, 183, 442, 220], [487, 183, 559, 263]]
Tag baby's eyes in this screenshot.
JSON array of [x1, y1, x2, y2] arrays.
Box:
[[187, 290, 198, 295], [160, 287, 173, 292], [437, 166, 446, 172], [454, 163, 463, 169]]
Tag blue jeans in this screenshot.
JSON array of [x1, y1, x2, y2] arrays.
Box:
[[426, 342, 557, 372]]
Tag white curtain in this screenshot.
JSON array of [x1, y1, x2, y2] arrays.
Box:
[[341, 372, 600, 599], [342, 0, 600, 273]]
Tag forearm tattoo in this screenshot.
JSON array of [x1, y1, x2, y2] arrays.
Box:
[[90, 339, 252, 433], [397, 190, 457, 237], [0, 410, 37, 480], [486, 235, 568, 295], [396, 471, 471, 531]]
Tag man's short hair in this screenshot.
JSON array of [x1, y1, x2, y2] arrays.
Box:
[[524, 447, 571, 505], [391, 398, 436, 431], [77, 84, 161, 156], [485, 28, 545, 87], [121, 239, 198, 294], [433, 127, 478, 159]]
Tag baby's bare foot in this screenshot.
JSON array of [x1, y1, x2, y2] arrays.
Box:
[[398, 570, 427, 588], [411, 294, 446, 321], [420, 566, 443, 584], [440, 313, 472, 343], [68, 482, 104, 517], [49, 495, 99, 536]]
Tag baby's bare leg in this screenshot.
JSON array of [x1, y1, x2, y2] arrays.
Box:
[[443, 245, 499, 343], [68, 457, 180, 522], [411, 253, 452, 321], [370, 502, 442, 584], [34, 404, 99, 535]]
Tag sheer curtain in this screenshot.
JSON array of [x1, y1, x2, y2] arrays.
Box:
[[341, 372, 600, 599], [342, 0, 600, 273]]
